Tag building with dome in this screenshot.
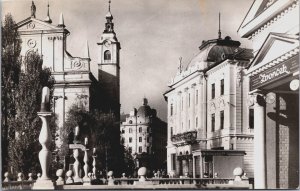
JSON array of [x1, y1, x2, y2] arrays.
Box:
[[15, 1, 121, 146], [164, 23, 254, 178], [120, 98, 167, 170]]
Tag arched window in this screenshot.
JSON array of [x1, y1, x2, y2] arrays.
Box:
[[104, 50, 111, 60]]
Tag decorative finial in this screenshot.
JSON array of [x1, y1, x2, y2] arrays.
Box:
[[218, 12, 221, 39], [44, 1, 52, 23], [178, 57, 182, 73], [58, 13, 65, 28], [84, 41, 90, 59], [41, 87, 50, 112], [31, 1, 36, 18]]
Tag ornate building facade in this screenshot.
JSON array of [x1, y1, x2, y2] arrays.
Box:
[[164, 31, 254, 178], [238, 0, 299, 189], [16, 1, 121, 145], [120, 98, 167, 170]]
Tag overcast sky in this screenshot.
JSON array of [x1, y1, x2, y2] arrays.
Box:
[[2, 0, 253, 121]]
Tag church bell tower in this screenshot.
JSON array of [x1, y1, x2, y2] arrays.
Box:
[[97, 0, 120, 120]]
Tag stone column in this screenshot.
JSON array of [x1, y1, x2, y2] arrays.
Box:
[[177, 91, 182, 134], [32, 87, 55, 190], [252, 94, 266, 189], [184, 87, 189, 131], [182, 159, 188, 175], [191, 84, 196, 131], [192, 156, 196, 178]]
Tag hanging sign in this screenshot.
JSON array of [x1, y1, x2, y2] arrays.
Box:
[[250, 55, 299, 91]]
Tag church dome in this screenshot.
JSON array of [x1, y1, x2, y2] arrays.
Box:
[[137, 98, 153, 118]]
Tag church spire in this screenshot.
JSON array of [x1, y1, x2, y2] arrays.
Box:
[[104, 0, 114, 33], [44, 2, 52, 23], [218, 12, 222, 39], [31, 1, 36, 18]]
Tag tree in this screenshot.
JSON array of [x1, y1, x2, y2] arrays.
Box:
[[1, 13, 22, 171], [7, 51, 54, 176], [60, 101, 125, 176]]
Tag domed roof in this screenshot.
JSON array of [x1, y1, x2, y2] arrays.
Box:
[[137, 98, 153, 117]]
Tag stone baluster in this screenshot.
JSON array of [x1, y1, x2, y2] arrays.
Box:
[[73, 148, 82, 183], [17, 172, 24, 181], [92, 147, 97, 180], [37, 173, 41, 180], [65, 170, 74, 184], [3, 172, 10, 182], [56, 169, 64, 185], [28, 173, 33, 181], [107, 171, 115, 185], [82, 137, 91, 185]]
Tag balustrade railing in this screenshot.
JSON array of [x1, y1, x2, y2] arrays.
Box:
[[2, 180, 35, 190]]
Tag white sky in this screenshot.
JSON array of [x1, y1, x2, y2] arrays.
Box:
[[2, 0, 254, 121]]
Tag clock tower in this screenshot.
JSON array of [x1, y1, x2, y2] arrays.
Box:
[[97, 0, 120, 120]]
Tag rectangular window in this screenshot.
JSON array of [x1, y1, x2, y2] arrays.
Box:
[[211, 114, 215, 132], [139, 127, 142, 133], [170, 127, 173, 136], [147, 137, 150, 143], [129, 137, 132, 143], [128, 147, 132, 153], [212, 83, 215, 99], [139, 137, 142, 142], [147, 146, 150, 153], [171, 154, 176, 170], [221, 79, 224, 95], [139, 146, 142, 153], [220, 111, 224, 129], [189, 93, 191, 107], [129, 128, 132, 133], [170, 104, 173, 116], [196, 117, 198, 128], [196, 90, 198, 105], [249, 109, 254, 129]]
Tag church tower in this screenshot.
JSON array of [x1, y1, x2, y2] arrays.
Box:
[[97, 0, 121, 120]]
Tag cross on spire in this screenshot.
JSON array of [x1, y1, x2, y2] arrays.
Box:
[[108, 0, 111, 12], [44, 1, 52, 23]]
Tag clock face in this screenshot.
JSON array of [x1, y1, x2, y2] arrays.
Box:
[[104, 40, 111, 47]]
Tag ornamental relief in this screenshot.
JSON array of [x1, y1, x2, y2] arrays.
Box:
[[48, 36, 64, 40], [72, 60, 83, 70], [27, 39, 36, 48]]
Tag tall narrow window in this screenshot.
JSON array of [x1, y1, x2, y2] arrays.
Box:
[[211, 114, 215, 132], [129, 128, 132, 133], [249, 109, 254, 129], [139, 137, 142, 142], [104, 50, 111, 60], [189, 93, 191, 107], [129, 137, 132, 143], [147, 136, 150, 143], [221, 79, 224, 95], [196, 90, 198, 105], [170, 127, 173, 136], [220, 111, 224, 129], [196, 117, 198, 128], [212, 83, 215, 99], [147, 147, 150, 153], [139, 146, 142, 153], [170, 104, 173, 116], [139, 127, 142, 133]]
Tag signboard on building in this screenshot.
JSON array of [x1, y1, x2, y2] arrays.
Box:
[[250, 55, 299, 91]]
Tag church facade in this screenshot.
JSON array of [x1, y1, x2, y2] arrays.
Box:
[[16, 1, 120, 145]]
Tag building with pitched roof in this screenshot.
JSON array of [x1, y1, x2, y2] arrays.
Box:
[[238, 0, 299, 189]]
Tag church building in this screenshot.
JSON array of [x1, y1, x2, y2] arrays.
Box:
[[16, 1, 121, 145]]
